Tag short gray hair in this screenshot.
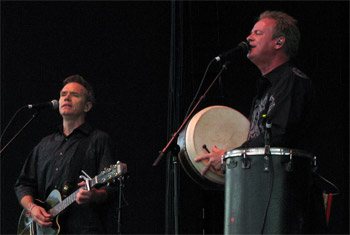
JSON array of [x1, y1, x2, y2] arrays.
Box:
[[259, 11, 300, 58]]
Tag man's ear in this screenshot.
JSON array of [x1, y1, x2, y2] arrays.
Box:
[[275, 37, 285, 49], [84, 102, 93, 113]]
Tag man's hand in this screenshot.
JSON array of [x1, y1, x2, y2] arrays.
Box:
[[76, 181, 108, 204], [30, 205, 53, 228], [121, 162, 127, 174], [194, 145, 226, 175]]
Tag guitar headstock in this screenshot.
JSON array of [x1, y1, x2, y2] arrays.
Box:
[[96, 161, 124, 185]]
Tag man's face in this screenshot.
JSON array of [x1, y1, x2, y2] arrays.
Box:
[[246, 18, 277, 65], [59, 82, 91, 119]]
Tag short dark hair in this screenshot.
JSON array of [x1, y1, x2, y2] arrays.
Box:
[[259, 11, 300, 58], [62, 74, 96, 105]]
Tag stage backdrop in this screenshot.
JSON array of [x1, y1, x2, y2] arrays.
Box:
[[1, 1, 348, 234]]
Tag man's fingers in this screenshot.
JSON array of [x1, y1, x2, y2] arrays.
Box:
[[195, 154, 209, 162], [77, 181, 85, 186], [38, 220, 53, 228], [34, 211, 53, 228], [33, 206, 51, 219], [38, 208, 51, 218], [201, 163, 210, 176]]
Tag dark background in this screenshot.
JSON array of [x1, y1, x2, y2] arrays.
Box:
[[1, 1, 348, 234]]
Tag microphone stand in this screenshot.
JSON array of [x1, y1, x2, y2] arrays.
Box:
[[261, 115, 274, 233], [117, 176, 124, 234], [264, 115, 272, 160], [0, 110, 39, 155], [153, 61, 230, 166], [152, 61, 230, 234]]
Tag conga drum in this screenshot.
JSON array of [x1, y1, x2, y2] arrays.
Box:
[[224, 147, 317, 234], [177, 105, 249, 189]]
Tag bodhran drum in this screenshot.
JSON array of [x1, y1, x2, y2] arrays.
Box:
[[177, 105, 249, 190], [224, 147, 317, 234]]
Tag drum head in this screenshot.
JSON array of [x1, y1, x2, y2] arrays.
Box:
[[180, 105, 249, 185]]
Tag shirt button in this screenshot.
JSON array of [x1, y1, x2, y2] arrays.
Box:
[[56, 168, 59, 171], [59, 152, 63, 156]]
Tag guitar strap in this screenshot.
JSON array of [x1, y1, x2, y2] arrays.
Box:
[[62, 132, 93, 198]]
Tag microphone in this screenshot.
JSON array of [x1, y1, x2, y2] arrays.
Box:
[[27, 99, 59, 110], [214, 41, 250, 62]]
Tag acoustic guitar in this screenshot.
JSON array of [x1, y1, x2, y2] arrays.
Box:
[[17, 161, 124, 235]]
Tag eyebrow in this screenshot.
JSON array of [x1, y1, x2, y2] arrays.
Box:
[[60, 91, 80, 95]]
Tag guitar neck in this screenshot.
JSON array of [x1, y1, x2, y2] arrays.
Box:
[[49, 178, 98, 217]]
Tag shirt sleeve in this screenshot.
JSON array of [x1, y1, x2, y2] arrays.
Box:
[[14, 148, 39, 202]]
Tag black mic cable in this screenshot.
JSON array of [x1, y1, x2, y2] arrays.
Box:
[[183, 58, 216, 121], [183, 41, 249, 121]]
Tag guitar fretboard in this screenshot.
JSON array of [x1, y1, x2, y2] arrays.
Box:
[[49, 178, 98, 217]]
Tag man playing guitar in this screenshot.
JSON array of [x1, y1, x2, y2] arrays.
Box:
[[15, 75, 124, 234]]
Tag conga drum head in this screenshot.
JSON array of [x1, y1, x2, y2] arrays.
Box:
[[178, 105, 249, 188]]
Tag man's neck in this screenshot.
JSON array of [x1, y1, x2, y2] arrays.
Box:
[[258, 56, 289, 76], [63, 118, 85, 136]]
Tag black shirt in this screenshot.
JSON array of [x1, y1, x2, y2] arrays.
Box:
[[241, 62, 313, 149], [14, 122, 118, 234]]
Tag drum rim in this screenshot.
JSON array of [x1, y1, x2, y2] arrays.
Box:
[[184, 105, 249, 184], [177, 105, 250, 186], [225, 147, 314, 159]]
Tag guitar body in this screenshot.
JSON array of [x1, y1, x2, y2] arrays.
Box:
[[17, 189, 62, 235]]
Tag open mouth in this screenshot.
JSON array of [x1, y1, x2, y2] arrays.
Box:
[[61, 103, 72, 108], [247, 45, 255, 54]]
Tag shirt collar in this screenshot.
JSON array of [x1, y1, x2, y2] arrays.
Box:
[[57, 122, 93, 137], [263, 62, 292, 83]]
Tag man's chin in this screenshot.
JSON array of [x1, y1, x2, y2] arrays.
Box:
[[60, 112, 75, 118], [247, 53, 255, 63]]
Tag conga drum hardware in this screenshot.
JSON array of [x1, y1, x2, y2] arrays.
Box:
[[241, 151, 250, 169], [312, 156, 318, 171], [285, 150, 294, 172], [263, 154, 270, 172]]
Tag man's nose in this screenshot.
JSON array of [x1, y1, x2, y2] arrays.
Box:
[[246, 34, 253, 42], [64, 94, 71, 100]]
